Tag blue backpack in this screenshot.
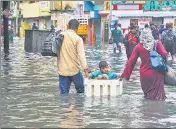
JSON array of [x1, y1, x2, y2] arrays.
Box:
[[150, 41, 168, 72]]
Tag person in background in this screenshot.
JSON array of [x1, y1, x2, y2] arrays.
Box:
[[32, 23, 38, 30], [9, 26, 14, 42], [136, 25, 141, 37], [124, 26, 130, 37], [90, 61, 119, 80], [120, 26, 168, 100], [55, 24, 58, 31], [58, 19, 89, 94], [123, 25, 139, 59], [51, 25, 55, 32], [161, 23, 169, 36], [118, 23, 124, 42], [144, 24, 150, 30], [150, 23, 159, 40], [117, 23, 122, 31], [130, 23, 135, 27], [44, 24, 47, 30], [159, 24, 165, 34], [161, 22, 176, 61], [111, 23, 122, 53]]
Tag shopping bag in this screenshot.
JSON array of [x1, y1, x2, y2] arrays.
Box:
[[150, 40, 168, 72], [41, 31, 64, 57]]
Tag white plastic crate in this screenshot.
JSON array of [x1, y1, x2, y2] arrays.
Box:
[[84, 79, 123, 96]]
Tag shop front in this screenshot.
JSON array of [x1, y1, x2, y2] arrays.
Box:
[[112, 10, 176, 33], [112, 2, 176, 32], [89, 10, 101, 45]]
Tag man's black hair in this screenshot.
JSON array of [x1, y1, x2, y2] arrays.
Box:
[[144, 24, 149, 28], [68, 19, 80, 30], [118, 23, 121, 27]]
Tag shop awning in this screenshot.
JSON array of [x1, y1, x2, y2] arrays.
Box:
[[143, 11, 176, 17], [112, 10, 176, 17]]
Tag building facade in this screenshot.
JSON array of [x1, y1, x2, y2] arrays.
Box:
[[112, 1, 176, 32], [19, 1, 51, 37], [21, 1, 51, 30]]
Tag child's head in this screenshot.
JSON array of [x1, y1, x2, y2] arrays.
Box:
[[99, 61, 110, 74]]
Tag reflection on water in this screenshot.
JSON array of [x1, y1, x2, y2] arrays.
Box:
[[1, 39, 176, 128]]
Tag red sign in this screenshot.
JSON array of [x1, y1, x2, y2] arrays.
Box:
[[113, 4, 143, 10]]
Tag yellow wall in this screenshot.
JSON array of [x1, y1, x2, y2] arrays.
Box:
[[39, 1, 51, 16], [21, 2, 40, 18], [21, 1, 51, 18], [54, 1, 77, 10], [20, 22, 29, 38]]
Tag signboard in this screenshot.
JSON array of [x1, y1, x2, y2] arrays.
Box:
[[51, 13, 57, 20], [80, 4, 84, 15], [143, 1, 176, 11], [104, 1, 110, 11], [54, 1, 77, 11], [138, 18, 152, 28], [90, 11, 94, 18], [89, 11, 100, 19], [130, 19, 138, 26], [40, 1, 49, 9], [113, 4, 143, 10], [162, 6, 171, 11], [39, 1, 50, 16]]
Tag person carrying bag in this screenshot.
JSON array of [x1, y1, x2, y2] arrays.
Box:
[[150, 40, 176, 85], [165, 66, 176, 85]]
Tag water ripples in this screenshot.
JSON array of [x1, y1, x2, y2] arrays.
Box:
[[1, 39, 176, 128]]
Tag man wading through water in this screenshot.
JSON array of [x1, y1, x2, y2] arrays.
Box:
[[123, 25, 139, 59], [58, 19, 89, 94], [111, 23, 123, 53], [161, 22, 176, 61]]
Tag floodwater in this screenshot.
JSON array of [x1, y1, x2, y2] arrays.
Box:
[[1, 38, 176, 128]]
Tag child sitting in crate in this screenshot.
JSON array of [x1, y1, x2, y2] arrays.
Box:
[[90, 61, 119, 80]]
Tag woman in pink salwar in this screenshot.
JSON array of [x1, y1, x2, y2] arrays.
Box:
[[121, 27, 168, 100]]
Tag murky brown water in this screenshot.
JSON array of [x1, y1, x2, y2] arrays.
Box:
[[1, 38, 176, 128]]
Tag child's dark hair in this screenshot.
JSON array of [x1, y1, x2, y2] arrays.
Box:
[[99, 61, 109, 69]]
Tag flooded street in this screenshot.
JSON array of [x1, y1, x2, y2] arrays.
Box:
[[1, 38, 176, 128]]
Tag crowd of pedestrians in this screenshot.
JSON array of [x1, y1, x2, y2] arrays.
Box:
[[111, 22, 176, 61]]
